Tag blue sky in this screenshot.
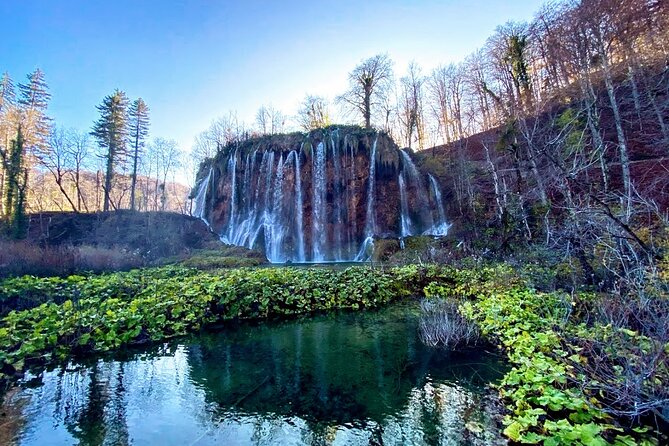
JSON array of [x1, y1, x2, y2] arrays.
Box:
[[1, 0, 545, 153]]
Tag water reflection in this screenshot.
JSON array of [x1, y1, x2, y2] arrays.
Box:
[[2, 304, 507, 445]]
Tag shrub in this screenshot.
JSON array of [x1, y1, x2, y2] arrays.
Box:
[[76, 245, 144, 272], [459, 279, 660, 444], [418, 298, 479, 348]]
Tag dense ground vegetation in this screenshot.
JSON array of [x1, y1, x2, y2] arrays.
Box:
[[1, 262, 666, 444], [0, 266, 395, 377]]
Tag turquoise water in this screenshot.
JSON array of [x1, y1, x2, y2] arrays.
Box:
[[1, 304, 507, 445]]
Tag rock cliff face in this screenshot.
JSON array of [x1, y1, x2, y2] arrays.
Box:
[[194, 126, 448, 263]]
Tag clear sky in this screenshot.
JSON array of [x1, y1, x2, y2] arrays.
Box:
[[1, 0, 545, 153]]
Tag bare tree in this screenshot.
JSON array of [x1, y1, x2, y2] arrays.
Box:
[[396, 62, 426, 149], [191, 132, 218, 167], [428, 63, 466, 145], [42, 126, 78, 211], [337, 54, 393, 129], [463, 50, 496, 133], [256, 105, 285, 135], [296, 95, 331, 131], [66, 129, 92, 212], [148, 138, 181, 211], [207, 112, 247, 147]]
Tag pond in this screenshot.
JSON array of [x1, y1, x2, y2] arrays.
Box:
[[1, 303, 507, 445]]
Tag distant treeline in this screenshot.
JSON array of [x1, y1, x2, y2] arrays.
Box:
[[0, 72, 191, 237]]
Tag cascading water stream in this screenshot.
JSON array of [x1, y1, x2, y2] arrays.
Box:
[[292, 149, 306, 262], [193, 167, 213, 226], [398, 173, 414, 237], [427, 174, 450, 236], [399, 150, 434, 230], [331, 132, 344, 261], [343, 134, 355, 256], [266, 153, 285, 262], [355, 136, 378, 261], [226, 150, 238, 242], [312, 142, 327, 262]]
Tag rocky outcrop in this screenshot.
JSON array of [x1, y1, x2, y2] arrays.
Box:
[[194, 126, 449, 262]]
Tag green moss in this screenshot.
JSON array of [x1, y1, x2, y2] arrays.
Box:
[[180, 256, 263, 269], [372, 238, 401, 262], [175, 247, 267, 270]]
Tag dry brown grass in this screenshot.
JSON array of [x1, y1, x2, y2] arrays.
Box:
[[0, 239, 145, 277]]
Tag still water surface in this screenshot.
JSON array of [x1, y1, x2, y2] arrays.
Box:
[[1, 303, 507, 445]]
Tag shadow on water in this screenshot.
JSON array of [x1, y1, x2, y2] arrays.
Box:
[[1, 303, 508, 446]]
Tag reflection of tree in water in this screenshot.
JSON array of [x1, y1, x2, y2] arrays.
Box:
[[3, 305, 508, 445], [188, 314, 420, 425], [64, 362, 129, 446], [186, 306, 507, 443], [0, 387, 29, 443]]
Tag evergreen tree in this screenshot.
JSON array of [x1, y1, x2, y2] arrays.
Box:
[[18, 68, 51, 155], [18, 69, 50, 110], [0, 72, 16, 216], [11, 167, 28, 239], [127, 98, 150, 211], [0, 72, 16, 113], [91, 90, 129, 211], [4, 125, 28, 237]]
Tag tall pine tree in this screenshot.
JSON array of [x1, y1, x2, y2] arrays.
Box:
[[1, 69, 50, 220], [0, 72, 16, 113], [91, 90, 129, 211], [18, 68, 51, 156], [127, 98, 150, 211]]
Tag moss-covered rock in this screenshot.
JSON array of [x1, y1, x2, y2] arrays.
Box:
[[372, 238, 401, 262]]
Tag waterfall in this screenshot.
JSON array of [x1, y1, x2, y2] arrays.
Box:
[[331, 132, 344, 261], [292, 150, 306, 262], [363, 136, 378, 236], [343, 134, 354, 257], [266, 153, 285, 262], [427, 174, 450, 236], [312, 142, 327, 262], [399, 149, 434, 231], [193, 167, 212, 226], [350, 137, 357, 245], [242, 151, 252, 216], [226, 150, 238, 241], [202, 129, 449, 264], [247, 150, 274, 250], [355, 136, 378, 261], [398, 173, 414, 237]]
